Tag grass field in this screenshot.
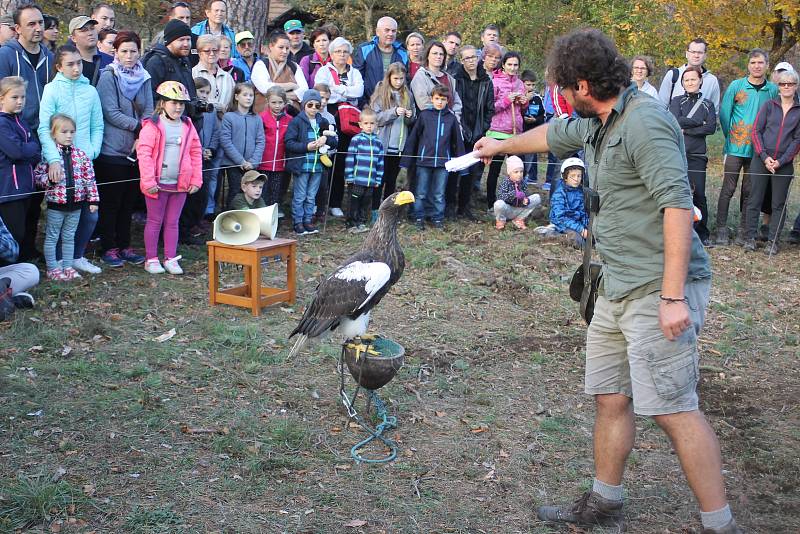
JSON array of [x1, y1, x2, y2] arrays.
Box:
[[1, 144, 799, 533]]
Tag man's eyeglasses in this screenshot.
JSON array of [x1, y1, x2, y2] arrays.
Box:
[[238, 41, 254, 48], [305, 102, 321, 109]]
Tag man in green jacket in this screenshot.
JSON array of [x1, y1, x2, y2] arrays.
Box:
[[475, 28, 740, 534], [715, 49, 777, 246]]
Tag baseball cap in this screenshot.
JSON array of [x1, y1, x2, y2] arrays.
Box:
[[68, 16, 98, 34], [283, 20, 303, 33], [241, 170, 267, 184], [235, 31, 254, 44], [774, 61, 795, 73]]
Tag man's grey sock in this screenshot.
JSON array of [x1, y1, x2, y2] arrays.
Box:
[[701, 504, 733, 530], [592, 478, 623, 502]]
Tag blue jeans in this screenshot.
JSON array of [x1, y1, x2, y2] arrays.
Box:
[[292, 171, 322, 224], [56, 203, 98, 261], [545, 152, 559, 185], [523, 153, 538, 184], [414, 166, 448, 222], [45, 209, 81, 269]]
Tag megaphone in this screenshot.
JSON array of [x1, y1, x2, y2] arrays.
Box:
[[213, 204, 279, 245]]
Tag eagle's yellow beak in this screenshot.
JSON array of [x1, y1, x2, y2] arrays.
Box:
[[394, 191, 415, 205]]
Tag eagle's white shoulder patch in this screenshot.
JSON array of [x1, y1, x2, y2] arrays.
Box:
[[334, 261, 391, 309]]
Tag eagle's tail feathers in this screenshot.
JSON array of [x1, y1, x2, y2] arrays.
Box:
[[287, 334, 308, 360]]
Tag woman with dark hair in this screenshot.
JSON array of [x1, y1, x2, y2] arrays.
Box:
[[631, 55, 657, 98], [410, 41, 462, 116], [298, 28, 331, 86], [484, 51, 528, 210], [42, 15, 59, 52], [98, 28, 118, 57], [669, 65, 716, 244], [95, 30, 154, 267], [251, 31, 309, 113]]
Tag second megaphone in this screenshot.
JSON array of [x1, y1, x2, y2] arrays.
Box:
[[213, 204, 279, 245]]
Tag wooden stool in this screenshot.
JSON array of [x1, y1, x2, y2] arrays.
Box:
[[208, 237, 297, 316]]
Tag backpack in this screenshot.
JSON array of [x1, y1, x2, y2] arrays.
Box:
[[329, 67, 361, 136]]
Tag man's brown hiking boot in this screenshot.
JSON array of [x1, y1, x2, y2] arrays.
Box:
[[702, 519, 743, 534], [537, 490, 626, 531]]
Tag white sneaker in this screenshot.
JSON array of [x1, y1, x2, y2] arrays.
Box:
[[329, 207, 345, 218], [144, 258, 165, 274], [73, 257, 102, 274], [163, 255, 184, 275]]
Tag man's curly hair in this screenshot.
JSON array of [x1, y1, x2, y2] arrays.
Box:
[[547, 28, 631, 101]]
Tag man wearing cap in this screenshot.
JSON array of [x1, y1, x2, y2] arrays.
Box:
[[144, 20, 197, 112], [0, 14, 17, 46], [0, 4, 54, 261], [284, 20, 312, 64], [230, 171, 267, 210], [69, 16, 112, 86], [191, 0, 238, 58], [232, 31, 262, 82], [352, 16, 408, 107]]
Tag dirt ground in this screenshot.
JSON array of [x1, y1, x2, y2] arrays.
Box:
[[1, 165, 799, 533]]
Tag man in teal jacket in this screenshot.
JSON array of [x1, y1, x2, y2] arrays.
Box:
[[715, 49, 777, 246]]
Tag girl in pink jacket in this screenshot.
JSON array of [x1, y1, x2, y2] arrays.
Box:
[[485, 52, 528, 210], [137, 82, 202, 275]]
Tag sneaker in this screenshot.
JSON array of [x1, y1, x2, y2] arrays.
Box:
[[144, 258, 165, 274], [46, 268, 67, 281], [357, 223, 369, 233], [537, 491, 625, 530], [62, 267, 82, 280], [733, 232, 746, 247], [788, 230, 800, 244], [742, 238, 756, 252], [512, 218, 527, 230], [303, 223, 319, 234], [347, 225, 362, 234], [12, 292, 34, 309], [73, 257, 102, 274], [119, 248, 145, 265], [415, 219, 425, 231], [329, 207, 345, 218], [764, 240, 779, 256], [101, 248, 125, 268], [756, 223, 769, 242], [294, 224, 307, 236], [432, 220, 444, 230], [495, 219, 506, 230], [713, 227, 730, 247], [701, 519, 743, 534], [163, 255, 184, 275]]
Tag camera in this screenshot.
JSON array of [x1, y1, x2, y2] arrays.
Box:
[[194, 99, 214, 114]]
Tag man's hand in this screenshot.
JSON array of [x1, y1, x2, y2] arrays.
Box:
[[473, 137, 503, 165], [659, 300, 692, 341]]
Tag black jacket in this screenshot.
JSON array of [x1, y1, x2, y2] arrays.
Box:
[[143, 44, 197, 108], [401, 108, 465, 168], [451, 63, 494, 145], [669, 91, 716, 156], [752, 95, 800, 167]]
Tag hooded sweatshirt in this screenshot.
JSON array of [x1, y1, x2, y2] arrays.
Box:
[[400, 107, 465, 169], [0, 39, 54, 131], [0, 112, 40, 204], [137, 115, 202, 198], [38, 72, 104, 164]]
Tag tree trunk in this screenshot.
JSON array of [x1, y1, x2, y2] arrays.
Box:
[[226, 0, 271, 49], [0, 0, 17, 16]]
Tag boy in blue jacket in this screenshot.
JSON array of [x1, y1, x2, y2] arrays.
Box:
[[344, 107, 384, 233], [401, 85, 465, 230], [285, 90, 336, 235], [547, 158, 588, 248]]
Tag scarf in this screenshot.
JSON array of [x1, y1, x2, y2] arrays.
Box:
[[268, 57, 294, 83], [110, 60, 151, 101]]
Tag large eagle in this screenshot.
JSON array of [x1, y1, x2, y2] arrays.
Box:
[[288, 191, 415, 358]]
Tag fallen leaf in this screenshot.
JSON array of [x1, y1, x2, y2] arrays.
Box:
[[29, 345, 44, 353], [434, 411, 446, 417], [82, 484, 96, 496], [61, 346, 72, 357], [334, 464, 352, 471], [344, 519, 367, 528], [109, 313, 123, 322], [154, 328, 177, 343]]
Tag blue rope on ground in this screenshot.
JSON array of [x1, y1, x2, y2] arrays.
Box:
[[350, 389, 398, 464]]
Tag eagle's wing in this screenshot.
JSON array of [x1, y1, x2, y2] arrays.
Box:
[[290, 259, 392, 339]]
